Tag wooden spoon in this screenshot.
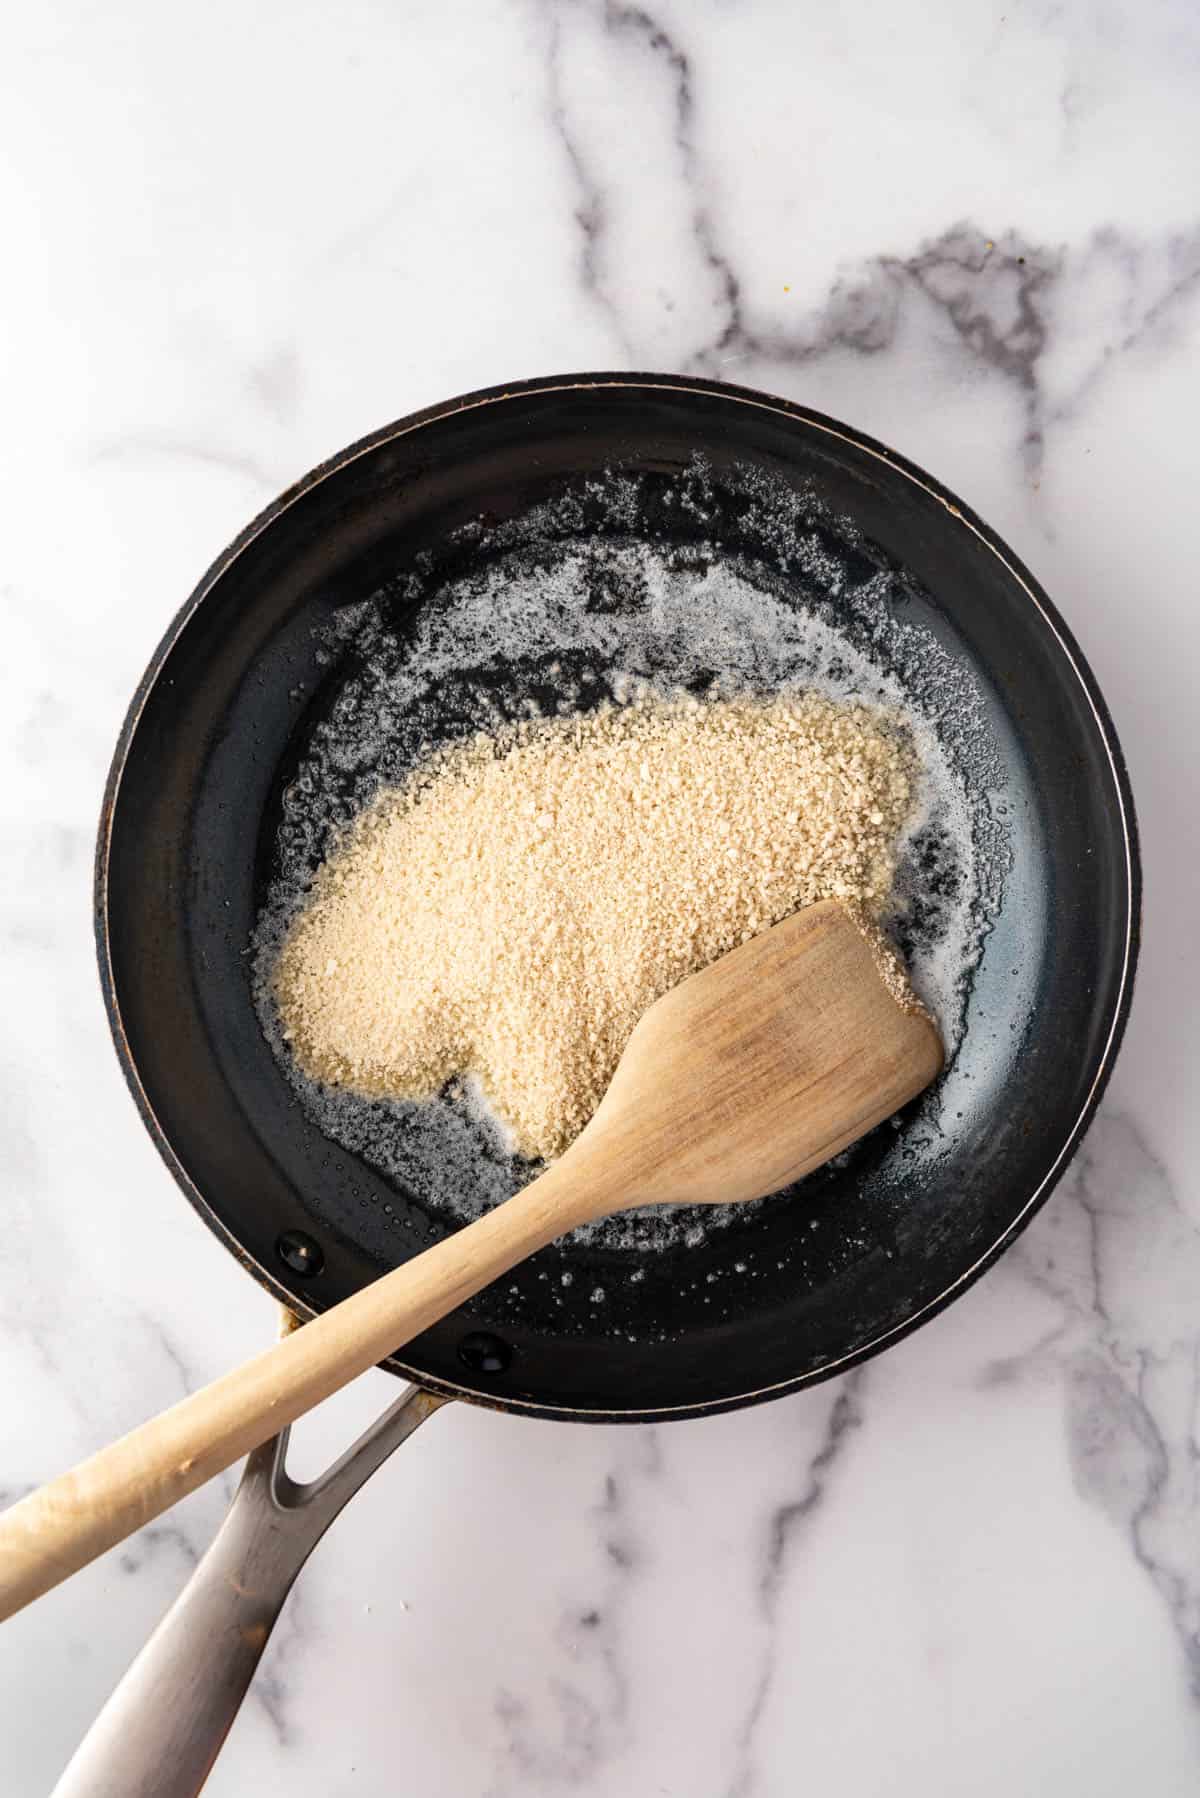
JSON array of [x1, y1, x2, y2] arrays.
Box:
[[0, 900, 941, 1620]]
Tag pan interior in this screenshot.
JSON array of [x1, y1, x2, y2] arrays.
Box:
[[252, 469, 1007, 1255], [101, 380, 1136, 1416]]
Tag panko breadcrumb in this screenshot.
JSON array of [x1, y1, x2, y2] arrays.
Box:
[[272, 692, 919, 1160]]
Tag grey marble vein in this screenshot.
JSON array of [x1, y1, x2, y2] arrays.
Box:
[[485, 1446, 656, 1793], [545, 9, 633, 365], [544, 0, 737, 359], [992, 1109, 1200, 1693], [249, 1602, 299, 1749], [725, 1371, 865, 1798], [84, 436, 284, 494], [116, 1517, 201, 1581], [597, 2, 742, 351], [1050, 223, 1200, 423], [542, 5, 1200, 493]]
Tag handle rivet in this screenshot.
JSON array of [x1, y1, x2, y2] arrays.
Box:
[[458, 1331, 511, 1373], [276, 1230, 324, 1277]]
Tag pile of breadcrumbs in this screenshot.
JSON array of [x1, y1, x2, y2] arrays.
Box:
[[272, 692, 919, 1159]]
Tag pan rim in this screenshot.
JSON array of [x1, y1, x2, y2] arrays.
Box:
[[95, 371, 1141, 1421]]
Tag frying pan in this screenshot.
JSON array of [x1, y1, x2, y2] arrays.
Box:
[[65, 374, 1137, 1794]]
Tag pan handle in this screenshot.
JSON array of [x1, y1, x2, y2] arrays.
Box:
[[50, 1380, 448, 1798]]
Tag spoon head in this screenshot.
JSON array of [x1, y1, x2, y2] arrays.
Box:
[[582, 901, 944, 1211]]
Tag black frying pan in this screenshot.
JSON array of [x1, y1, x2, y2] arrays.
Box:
[[69, 374, 1138, 1792], [99, 372, 1138, 1417]]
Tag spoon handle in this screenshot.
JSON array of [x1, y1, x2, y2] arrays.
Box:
[[0, 1159, 600, 1622]]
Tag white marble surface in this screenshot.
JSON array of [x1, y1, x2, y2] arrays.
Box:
[[3, 1, 1200, 1791]]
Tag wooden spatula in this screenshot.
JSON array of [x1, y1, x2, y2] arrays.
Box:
[[0, 899, 941, 1620]]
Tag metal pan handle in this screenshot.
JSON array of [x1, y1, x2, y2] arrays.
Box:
[[51, 1381, 448, 1798]]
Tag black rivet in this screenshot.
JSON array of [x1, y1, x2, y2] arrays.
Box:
[[276, 1230, 324, 1277], [458, 1330, 511, 1373]]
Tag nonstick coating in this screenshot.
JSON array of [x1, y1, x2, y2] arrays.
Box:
[[97, 375, 1139, 1420]]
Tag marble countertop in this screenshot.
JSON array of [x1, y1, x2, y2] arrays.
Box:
[[3, 2, 1199, 1792]]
